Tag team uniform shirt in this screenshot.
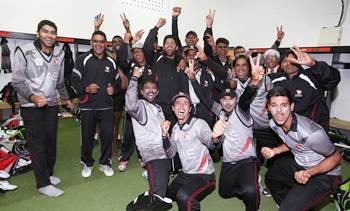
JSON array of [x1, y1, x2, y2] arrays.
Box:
[[270, 113, 341, 176], [12, 40, 69, 107], [211, 101, 255, 164], [71, 50, 118, 110], [125, 78, 168, 163], [166, 117, 215, 175]]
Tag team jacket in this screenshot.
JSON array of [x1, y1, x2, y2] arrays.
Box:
[[189, 61, 226, 127], [117, 42, 153, 81], [270, 113, 341, 176], [125, 77, 168, 163], [143, 26, 189, 107], [191, 79, 256, 164], [71, 50, 119, 110], [12, 40, 69, 107], [270, 61, 340, 129], [165, 117, 215, 175]]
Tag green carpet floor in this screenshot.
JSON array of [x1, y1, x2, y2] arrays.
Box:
[[0, 118, 349, 211]]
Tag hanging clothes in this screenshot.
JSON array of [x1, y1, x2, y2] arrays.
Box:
[[1, 37, 12, 73]]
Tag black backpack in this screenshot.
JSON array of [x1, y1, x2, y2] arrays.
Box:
[[0, 82, 18, 114]]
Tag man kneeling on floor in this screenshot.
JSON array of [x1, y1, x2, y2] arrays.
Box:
[[262, 86, 342, 210], [125, 67, 172, 211], [162, 92, 225, 211]]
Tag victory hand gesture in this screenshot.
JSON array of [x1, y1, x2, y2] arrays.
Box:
[[289, 46, 316, 67], [249, 53, 264, 86], [206, 9, 215, 28]]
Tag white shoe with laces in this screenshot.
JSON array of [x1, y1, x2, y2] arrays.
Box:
[[81, 166, 93, 178], [0, 180, 17, 191]]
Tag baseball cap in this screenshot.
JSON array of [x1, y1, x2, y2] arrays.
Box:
[[131, 42, 144, 50], [172, 92, 192, 105], [220, 88, 236, 99]]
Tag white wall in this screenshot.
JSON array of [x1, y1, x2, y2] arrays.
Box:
[[0, 0, 349, 47], [168, 0, 350, 48]]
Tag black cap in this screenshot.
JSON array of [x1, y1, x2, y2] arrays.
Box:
[[172, 92, 192, 105], [186, 31, 198, 38], [183, 45, 198, 54], [220, 88, 236, 99]]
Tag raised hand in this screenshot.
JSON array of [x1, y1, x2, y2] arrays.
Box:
[[206, 9, 216, 28], [124, 32, 132, 43], [131, 30, 144, 44], [249, 53, 264, 86], [172, 7, 182, 18], [276, 25, 285, 42], [289, 45, 316, 67], [156, 18, 166, 28], [205, 33, 215, 47], [161, 120, 171, 136], [186, 59, 196, 80], [94, 13, 104, 31], [120, 13, 131, 32]]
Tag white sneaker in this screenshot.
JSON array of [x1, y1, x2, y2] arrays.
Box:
[[0, 180, 17, 191], [49, 176, 61, 186], [81, 166, 93, 178], [0, 170, 10, 179], [38, 185, 64, 197], [99, 165, 114, 177]]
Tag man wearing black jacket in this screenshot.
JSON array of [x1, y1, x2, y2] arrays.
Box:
[[143, 18, 189, 124], [71, 31, 119, 178], [270, 46, 340, 130]]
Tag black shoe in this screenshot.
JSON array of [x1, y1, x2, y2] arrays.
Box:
[[126, 192, 172, 211], [148, 194, 172, 211], [261, 187, 272, 197]]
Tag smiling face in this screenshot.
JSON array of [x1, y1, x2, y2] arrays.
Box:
[[172, 97, 192, 124], [220, 95, 237, 113], [266, 55, 279, 69], [37, 24, 57, 51], [185, 34, 198, 46], [91, 34, 106, 58], [112, 36, 123, 51], [268, 96, 294, 128], [141, 81, 159, 103], [234, 57, 250, 81], [281, 54, 299, 76], [132, 48, 146, 65], [216, 43, 228, 58], [234, 47, 246, 57], [163, 37, 177, 57]]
